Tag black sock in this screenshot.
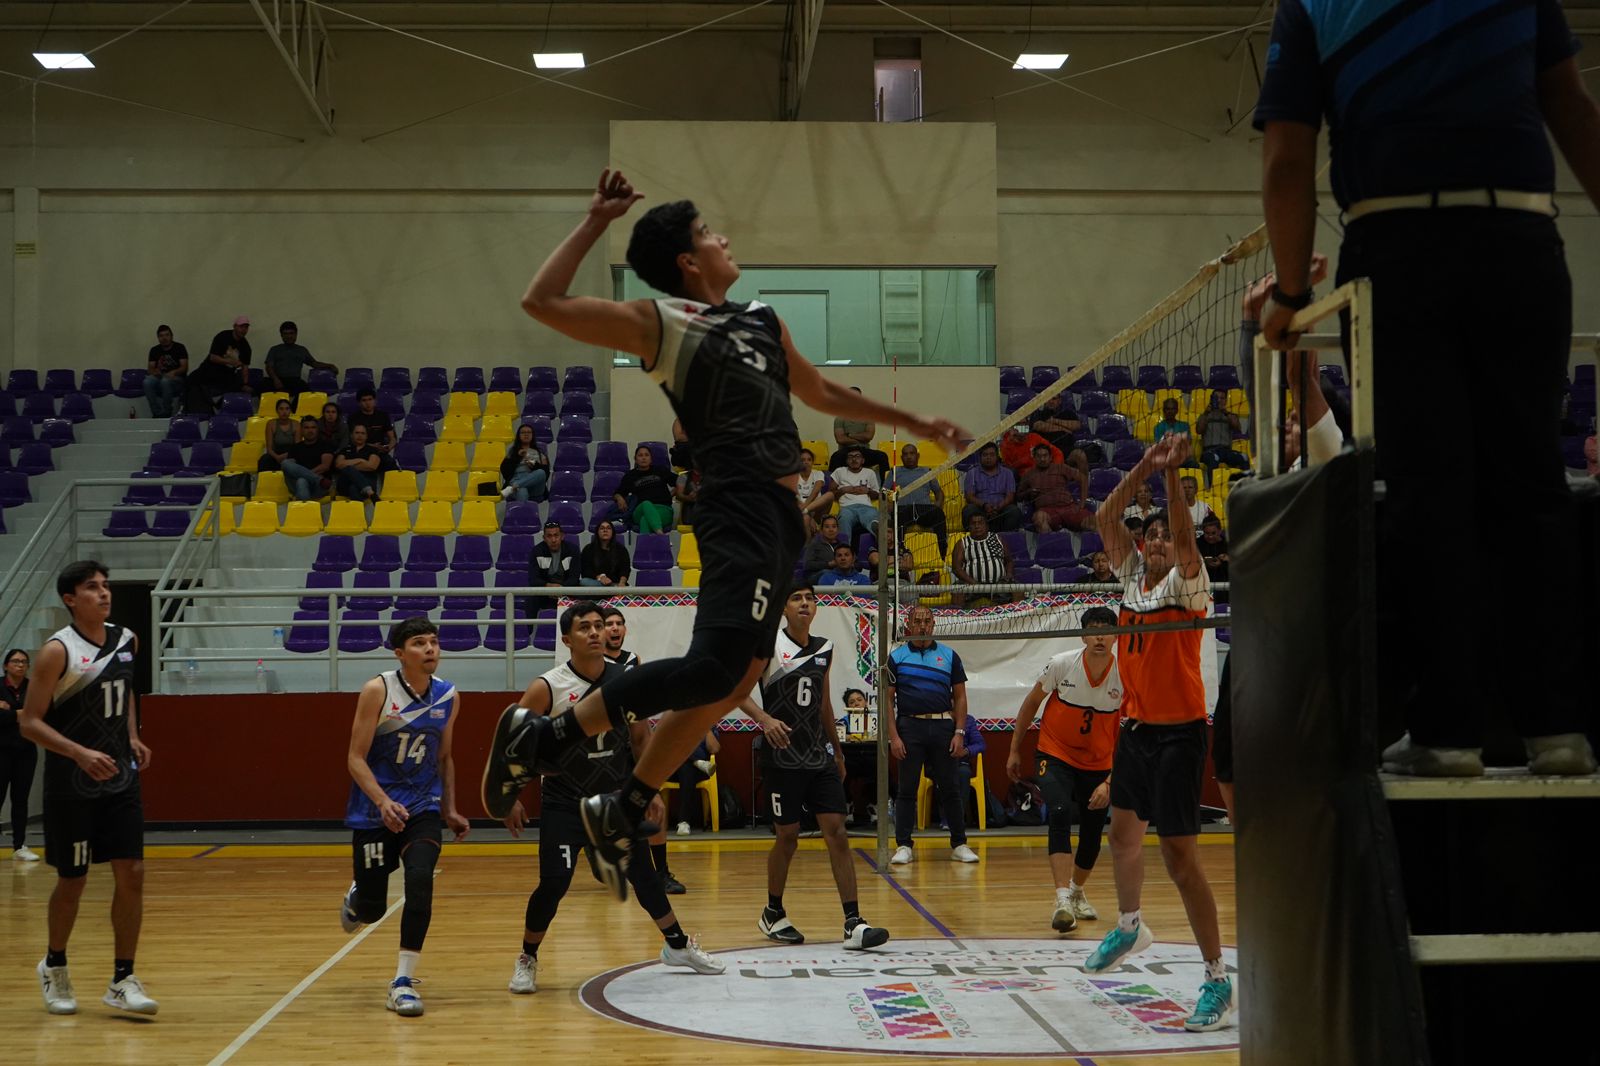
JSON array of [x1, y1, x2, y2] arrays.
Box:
[[767, 894, 784, 915], [621, 776, 659, 826], [113, 958, 134, 983], [522, 939, 539, 959], [843, 900, 862, 924], [547, 709, 585, 746], [46, 948, 66, 968], [651, 843, 668, 875], [661, 921, 688, 950]]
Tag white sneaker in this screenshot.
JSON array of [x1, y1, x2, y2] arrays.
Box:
[[103, 974, 159, 1015], [13, 845, 40, 862], [676, 821, 691, 836], [500, 486, 515, 500], [387, 976, 424, 1016], [1052, 894, 1077, 932], [889, 846, 913, 865], [1068, 886, 1099, 921], [37, 959, 76, 1015], [843, 920, 890, 950], [508, 952, 537, 994], [693, 759, 713, 776], [660, 934, 725, 974], [951, 844, 980, 864], [340, 882, 363, 934]]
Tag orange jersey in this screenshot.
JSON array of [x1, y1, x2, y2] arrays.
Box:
[[1115, 552, 1211, 724], [1034, 647, 1123, 772]]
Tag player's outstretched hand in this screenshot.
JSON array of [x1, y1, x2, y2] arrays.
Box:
[[446, 810, 471, 841], [904, 414, 970, 453], [379, 797, 410, 834], [589, 169, 644, 222], [502, 800, 527, 838], [74, 747, 118, 781]]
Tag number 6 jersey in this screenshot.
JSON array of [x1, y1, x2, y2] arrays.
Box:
[[45, 623, 139, 798], [1034, 647, 1123, 772], [758, 628, 833, 772], [346, 670, 457, 831]]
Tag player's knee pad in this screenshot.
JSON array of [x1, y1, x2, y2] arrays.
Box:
[[524, 877, 571, 934], [1074, 828, 1103, 870], [401, 858, 434, 914], [1046, 804, 1074, 855]]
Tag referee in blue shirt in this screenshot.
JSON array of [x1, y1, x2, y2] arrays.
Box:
[[1256, 0, 1600, 777], [887, 606, 980, 865]]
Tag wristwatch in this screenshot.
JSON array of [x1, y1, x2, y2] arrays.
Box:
[[1269, 284, 1313, 311]]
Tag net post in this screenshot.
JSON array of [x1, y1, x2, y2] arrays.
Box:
[[875, 489, 892, 869], [1254, 332, 1282, 478]]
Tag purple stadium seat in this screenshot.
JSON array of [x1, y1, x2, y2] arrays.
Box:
[[59, 394, 94, 424], [1095, 414, 1132, 441], [417, 367, 449, 392], [103, 510, 148, 537], [633, 533, 672, 570], [634, 569, 671, 587], [998, 532, 1031, 567], [1004, 389, 1032, 415], [407, 391, 445, 422], [394, 571, 441, 611], [641, 441, 670, 471], [526, 416, 553, 446], [489, 367, 523, 394], [333, 391, 359, 417], [547, 503, 584, 537], [1076, 531, 1104, 560], [39, 419, 74, 448], [165, 415, 202, 443], [247, 368, 266, 393], [0, 392, 13, 418], [1088, 468, 1122, 500], [548, 472, 586, 503], [522, 391, 557, 418], [344, 367, 376, 392], [218, 393, 254, 418], [483, 610, 531, 652], [592, 441, 629, 473], [553, 442, 590, 472], [6, 370, 39, 394], [556, 415, 592, 443], [400, 415, 436, 445], [149, 509, 193, 537], [527, 367, 559, 393], [1208, 365, 1242, 390], [286, 612, 330, 653], [1172, 365, 1205, 391], [356, 534, 400, 573], [1078, 391, 1112, 418], [1135, 365, 1168, 390], [1, 416, 31, 444], [404, 535, 448, 572], [1100, 365, 1134, 391], [451, 534, 493, 572], [452, 367, 486, 394], [122, 483, 165, 506], [337, 611, 384, 654], [1068, 368, 1097, 392], [1319, 363, 1348, 389], [560, 392, 594, 417], [501, 502, 542, 535], [14, 443, 53, 475], [492, 568, 523, 593], [392, 440, 428, 472], [184, 442, 226, 475], [1033, 533, 1076, 571], [1029, 366, 1060, 391], [379, 367, 412, 393], [999, 365, 1025, 389], [438, 610, 481, 652], [0, 472, 32, 508], [1014, 567, 1044, 584], [206, 414, 242, 444], [496, 533, 534, 570], [1111, 440, 1145, 470], [169, 484, 206, 506], [563, 366, 596, 393], [349, 571, 394, 611], [115, 369, 146, 398], [590, 471, 623, 502], [378, 391, 406, 421], [301, 570, 344, 610], [314, 535, 358, 573], [22, 393, 55, 421], [308, 367, 338, 392], [1055, 565, 1089, 584], [532, 608, 558, 651], [444, 572, 487, 610]]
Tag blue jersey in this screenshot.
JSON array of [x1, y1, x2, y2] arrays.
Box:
[[346, 670, 457, 830]]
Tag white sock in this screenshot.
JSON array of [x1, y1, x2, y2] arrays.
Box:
[[1067, 880, 1081, 894], [1056, 887, 1071, 900], [1205, 957, 1227, 982], [1117, 909, 1141, 933], [396, 949, 420, 981]]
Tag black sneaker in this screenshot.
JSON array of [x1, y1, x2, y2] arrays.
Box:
[[579, 792, 649, 903], [480, 704, 549, 819], [843, 917, 890, 950], [758, 907, 805, 944], [661, 872, 687, 895]]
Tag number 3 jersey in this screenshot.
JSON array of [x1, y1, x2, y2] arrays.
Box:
[[1034, 647, 1123, 772], [539, 659, 629, 810], [346, 671, 457, 831], [45, 623, 139, 798], [758, 628, 833, 772]]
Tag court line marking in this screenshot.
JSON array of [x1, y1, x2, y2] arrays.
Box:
[[1009, 992, 1081, 1054], [205, 893, 403, 1066], [854, 848, 959, 940]]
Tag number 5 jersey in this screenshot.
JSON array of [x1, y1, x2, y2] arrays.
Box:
[[346, 670, 457, 830]]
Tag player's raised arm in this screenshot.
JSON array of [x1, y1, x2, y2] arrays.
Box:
[[520, 169, 660, 360], [348, 676, 407, 832], [1159, 436, 1205, 580], [438, 692, 469, 840]]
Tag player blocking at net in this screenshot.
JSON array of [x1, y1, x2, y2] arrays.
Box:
[[480, 169, 966, 900]]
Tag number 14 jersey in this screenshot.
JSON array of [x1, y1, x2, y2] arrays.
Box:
[[346, 671, 457, 830]]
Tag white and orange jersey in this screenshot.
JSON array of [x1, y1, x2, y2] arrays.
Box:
[[1034, 647, 1123, 772], [1114, 551, 1211, 725]]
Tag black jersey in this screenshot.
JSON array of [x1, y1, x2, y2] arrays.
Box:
[[648, 298, 802, 490], [759, 628, 833, 771], [43, 623, 140, 798], [606, 649, 640, 671], [539, 659, 632, 808]]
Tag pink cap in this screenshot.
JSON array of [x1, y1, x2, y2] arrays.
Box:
[[233, 315, 250, 326]]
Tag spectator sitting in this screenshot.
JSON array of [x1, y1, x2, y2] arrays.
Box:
[[613, 446, 676, 534], [674, 466, 702, 528], [335, 423, 382, 502], [348, 388, 397, 459], [818, 544, 874, 587], [1124, 515, 1146, 551], [886, 443, 947, 557], [1178, 474, 1214, 527], [580, 519, 631, 587], [962, 442, 1022, 532], [669, 730, 722, 834], [803, 514, 845, 583], [144, 324, 189, 418], [1122, 482, 1159, 524], [1030, 391, 1096, 470], [187, 315, 252, 413], [950, 511, 1015, 606], [529, 520, 580, 587], [796, 448, 834, 536], [317, 401, 349, 453], [1194, 391, 1249, 483], [929, 716, 987, 830], [280, 415, 332, 501], [831, 447, 881, 553], [1076, 549, 1118, 587], [264, 321, 336, 400], [1153, 397, 1191, 443], [867, 546, 916, 584], [1018, 444, 1096, 533], [1196, 513, 1229, 599], [669, 417, 694, 471], [1000, 423, 1062, 478], [827, 388, 891, 474], [499, 422, 550, 501], [256, 398, 299, 472]]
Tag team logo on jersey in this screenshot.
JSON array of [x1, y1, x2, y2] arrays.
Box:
[[430, 707, 447, 718], [1109, 687, 1122, 700], [117, 651, 134, 662]]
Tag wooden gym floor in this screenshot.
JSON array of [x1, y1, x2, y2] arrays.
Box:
[[0, 834, 1238, 1065]]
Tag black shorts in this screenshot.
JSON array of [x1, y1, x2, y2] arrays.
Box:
[[693, 481, 807, 659], [1110, 718, 1208, 837], [350, 810, 442, 882], [764, 763, 848, 825], [540, 802, 667, 907], [44, 787, 144, 877], [1212, 655, 1233, 784], [1037, 754, 1110, 820]]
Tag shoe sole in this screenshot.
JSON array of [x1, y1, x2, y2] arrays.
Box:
[[480, 704, 533, 819], [102, 994, 158, 1016], [45, 1002, 77, 1015], [1084, 923, 1154, 973], [387, 1002, 424, 1017], [508, 982, 536, 995], [579, 796, 632, 903], [661, 952, 726, 975], [1051, 906, 1077, 933], [758, 918, 805, 945], [1184, 1005, 1232, 1032]]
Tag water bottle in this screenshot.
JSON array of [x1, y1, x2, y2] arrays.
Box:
[[255, 659, 270, 693], [272, 626, 285, 646], [182, 658, 199, 692]]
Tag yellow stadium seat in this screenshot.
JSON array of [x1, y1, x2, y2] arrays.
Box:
[[1222, 389, 1251, 417], [916, 440, 948, 466], [942, 531, 968, 568], [465, 468, 500, 497], [680, 568, 701, 588], [381, 470, 420, 502], [1190, 387, 1214, 412], [280, 500, 323, 537], [1115, 389, 1150, 418], [1211, 467, 1241, 492], [430, 442, 469, 472], [677, 532, 701, 570], [368, 500, 411, 535], [905, 531, 942, 571], [802, 439, 832, 467], [256, 391, 288, 415], [918, 753, 986, 830], [457, 499, 498, 535], [437, 417, 477, 445], [914, 567, 954, 606], [221, 441, 263, 475], [1133, 414, 1160, 443], [196, 502, 236, 536], [446, 391, 483, 417], [478, 416, 513, 445], [659, 754, 719, 831], [939, 469, 964, 530], [413, 501, 455, 535], [484, 391, 518, 418], [324, 500, 367, 536], [254, 470, 290, 503], [293, 391, 329, 420], [235, 500, 279, 537], [421, 472, 462, 502], [242, 416, 267, 443]]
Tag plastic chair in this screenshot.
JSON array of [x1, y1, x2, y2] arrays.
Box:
[[392, 441, 429, 472], [677, 532, 701, 570], [553, 442, 590, 473], [562, 366, 596, 393], [450, 535, 493, 572], [916, 752, 986, 831], [501, 502, 543, 535], [633, 534, 672, 570], [337, 611, 385, 654], [547, 503, 584, 537], [1032, 533, 1076, 570], [532, 608, 559, 651], [356, 534, 401, 573], [436, 417, 477, 445], [590, 471, 623, 503], [407, 392, 445, 422], [1, 416, 33, 445], [184, 442, 227, 475], [114, 369, 146, 398], [1135, 365, 1169, 390], [660, 754, 720, 831], [484, 391, 518, 417], [522, 391, 557, 418], [235, 500, 280, 537], [349, 571, 394, 612], [324, 500, 368, 536], [59, 394, 95, 424], [478, 417, 513, 446], [465, 468, 499, 498], [279, 501, 323, 536], [285, 612, 330, 653], [144, 441, 185, 475], [0, 472, 32, 508], [527, 367, 559, 393], [999, 365, 1025, 389], [560, 392, 594, 417], [1088, 468, 1122, 500], [556, 415, 592, 443], [6, 369, 39, 394], [417, 367, 449, 392], [400, 415, 437, 446], [421, 471, 463, 502], [367, 500, 411, 536], [405, 535, 449, 572], [488, 367, 523, 394], [394, 571, 441, 611], [1111, 440, 1145, 470], [430, 442, 469, 473], [206, 414, 242, 444], [379, 470, 418, 502], [254, 470, 291, 503], [39, 420, 75, 448], [102, 510, 149, 538], [79, 369, 112, 398], [457, 499, 498, 535], [451, 368, 486, 394], [1172, 365, 1205, 391], [446, 391, 483, 417], [13, 443, 52, 475], [1029, 366, 1060, 391], [313, 535, 358, 573], [438, 610, 482, 652], [413, 501, 455, 535], [496, 534, 534, 571], [379, 367, 412, 394], [444, 572, 487, 610], [1100, 366, 1135, 391]]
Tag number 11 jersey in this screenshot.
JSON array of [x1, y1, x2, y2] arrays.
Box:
[[44, 623, 139, 798], [346, 671, 457, 830]]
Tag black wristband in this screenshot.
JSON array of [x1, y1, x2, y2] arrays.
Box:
[[1269, 284, 1313, 311]]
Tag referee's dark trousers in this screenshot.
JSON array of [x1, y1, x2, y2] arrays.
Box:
[[1338, 208, 1585, 748], [894, 715, 967, 847]]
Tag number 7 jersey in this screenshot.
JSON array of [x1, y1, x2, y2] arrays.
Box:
[[346, 670, 457, 831], [44, 623, 139, 798]]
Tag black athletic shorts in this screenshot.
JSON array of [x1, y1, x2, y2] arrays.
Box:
[[1037, 754, 1110, 822], [692, 480, 807, 659], [540, 802, 669, 912], [44, 786, 144, 877], [350, 810, 442, 883], [764, 763, 848, 825], [1110, 718, 1208, 837], [1212, 655, 1233, 784]]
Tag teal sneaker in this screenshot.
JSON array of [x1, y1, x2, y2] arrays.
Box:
[[1184, 977, 1233, 1032], [1083, 921, 1154, 973]]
